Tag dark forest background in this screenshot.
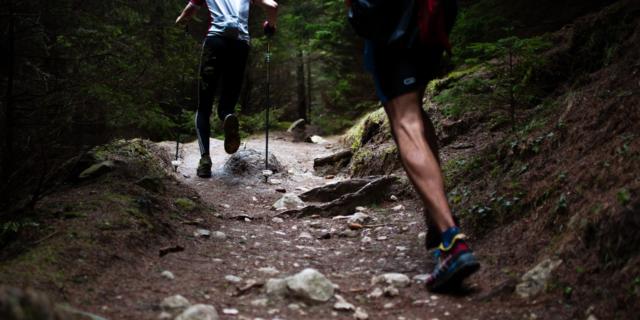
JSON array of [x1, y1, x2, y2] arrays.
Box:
[[0, 0, 377, 216]]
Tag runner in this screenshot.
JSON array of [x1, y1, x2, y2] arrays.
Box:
[[347, 0, 480, 291], [176, 0, 278, 178]]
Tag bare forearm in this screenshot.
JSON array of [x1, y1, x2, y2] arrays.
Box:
[[176, 3, 198, 24]]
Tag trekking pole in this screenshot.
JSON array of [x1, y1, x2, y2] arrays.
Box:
[[264, 40, 271, 171], [262, 22, 276, 182], [171, 25, 190, 173]]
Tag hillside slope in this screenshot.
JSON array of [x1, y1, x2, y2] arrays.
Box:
[[344, 1, 640, 318]]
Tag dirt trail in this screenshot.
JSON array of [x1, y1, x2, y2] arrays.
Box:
[[96, 133, 563, 320]]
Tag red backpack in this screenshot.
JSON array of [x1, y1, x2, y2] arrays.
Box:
[[348, 0, 458, 50], [417, 0, 456, 54]]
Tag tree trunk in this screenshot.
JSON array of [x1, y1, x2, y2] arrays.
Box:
[[2, 2, 15, 192], [305, 50, 312, 124], [296, 49, 307, 121], [509, 48, 516, 134]]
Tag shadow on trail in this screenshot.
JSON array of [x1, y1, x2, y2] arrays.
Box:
[[434, 284, 481, 297]]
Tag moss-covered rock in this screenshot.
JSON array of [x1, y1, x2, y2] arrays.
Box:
[[341, 106, 401, 177], [90, 139, 168, 178], [426, 66, 482, 97], [349, 142, 400, 177], [343, 107, 390, 152], [92, 138, 154, 162], [135, 176, 165, 193], [175, 198, 197, 212]]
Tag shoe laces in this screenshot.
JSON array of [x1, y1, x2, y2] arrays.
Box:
[[433, 233, 468, 262]]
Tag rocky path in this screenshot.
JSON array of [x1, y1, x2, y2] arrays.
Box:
[[132, 134, 561, 320]]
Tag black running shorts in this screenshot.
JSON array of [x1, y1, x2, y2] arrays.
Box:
[[365, 41, 444, 103]]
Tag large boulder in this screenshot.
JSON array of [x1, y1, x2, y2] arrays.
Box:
[[222, 149, 283, 177]]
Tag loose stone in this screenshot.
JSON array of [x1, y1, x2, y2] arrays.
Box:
[[225, 275, 242, 283], [161, 270, 175, 280], [160, 294, 190, 310], [353, 307, 369, 320], [175, 304, 219, 320], [212, 231, 227, 240], [222, 308, 239, 315], [371, 273, 410, 288]]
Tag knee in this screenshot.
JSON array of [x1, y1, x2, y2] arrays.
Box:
[[391, 113, 423, 138]]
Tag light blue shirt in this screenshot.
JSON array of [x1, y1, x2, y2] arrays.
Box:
[[191, 0, 251, 42]]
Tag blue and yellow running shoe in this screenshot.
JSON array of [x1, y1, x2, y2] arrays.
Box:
[[425, 230, 480, 291]]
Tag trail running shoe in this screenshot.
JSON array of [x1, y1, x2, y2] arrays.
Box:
[[425, 214, 460, 249], [425, 233, 480, 292], [197, 155, 212, 178], [223, 114, 241, 154]]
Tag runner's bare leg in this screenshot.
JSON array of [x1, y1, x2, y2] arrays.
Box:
[[384, 90, 455, 232]]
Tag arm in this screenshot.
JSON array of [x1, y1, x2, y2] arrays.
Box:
[[254, 0, 278, 27], [176, 2, 199, 25]]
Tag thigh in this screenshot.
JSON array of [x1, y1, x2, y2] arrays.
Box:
[[200, 36, 225, 86], [218, 40, 250, 106]]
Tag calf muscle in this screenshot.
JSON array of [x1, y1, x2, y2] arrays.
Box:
[[384, 91, 455, 232]]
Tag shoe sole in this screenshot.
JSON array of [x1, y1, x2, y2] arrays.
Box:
[[197, 169, 212, 178], [224, 114, 240, 154], [197, 164, 212, 178], [427, 252, 480, 292]]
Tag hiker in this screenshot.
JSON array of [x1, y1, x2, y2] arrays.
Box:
[[346, 0, 480, 291], [176, 0, 278, 178]]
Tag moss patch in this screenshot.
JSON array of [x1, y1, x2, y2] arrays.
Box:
[[0, 240, 69, 289], [175, 198, 197, 212], [343, 107, 389, 152]]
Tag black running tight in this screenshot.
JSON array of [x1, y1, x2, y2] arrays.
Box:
[[195, 35, 249, 156]]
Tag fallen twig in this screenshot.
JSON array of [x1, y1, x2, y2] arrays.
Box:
[[58, 305, 108, 320], [175, 257, 212, 263], [159, 245, 184, 257], [180, 218, 206, 226], [361, 223, 393, 228], [32, 230, 59, 245], [234, 280, 264, 297]]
